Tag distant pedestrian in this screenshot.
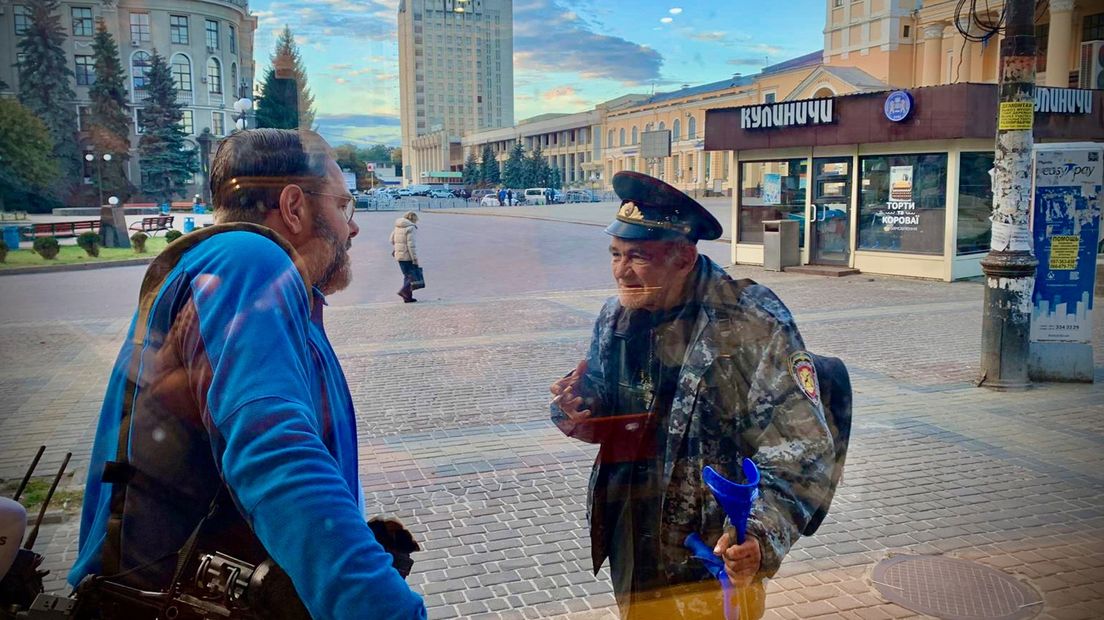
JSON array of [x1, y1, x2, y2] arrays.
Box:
[[507, 189, 514, 206], [390, 211, 421, 303], [498, 188, 506, 206]]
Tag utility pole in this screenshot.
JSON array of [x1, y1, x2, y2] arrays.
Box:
[[979, 0, 1037, 390]]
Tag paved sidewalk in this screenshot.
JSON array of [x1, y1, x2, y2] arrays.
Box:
[[2, 262, 1102, 619]]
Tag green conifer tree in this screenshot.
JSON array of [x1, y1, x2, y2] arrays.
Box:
[[88, 19, 133, 203], [503, 142, 526, 189], [463, 151, 480, 187], [480, 144, 500, 186], [255, 26, 315, 129], [15, 0, 80, 202], [138, 52, 198, 204]]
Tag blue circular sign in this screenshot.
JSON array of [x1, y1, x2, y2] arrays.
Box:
[[884, 91, 913, 122]]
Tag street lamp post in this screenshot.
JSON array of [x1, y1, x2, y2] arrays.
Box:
[[84, 152, 112, 207], [196, 128, 214, 204], [233, 97, 253, 132]]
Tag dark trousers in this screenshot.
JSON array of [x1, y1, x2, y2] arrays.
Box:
[[398, 260, 416, 298]]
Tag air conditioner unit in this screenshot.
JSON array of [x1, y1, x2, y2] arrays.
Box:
[[207, 46, 216, 53], [200, 76, 207, 83], [1079, 40, 1104, 89], [131, 40, 140, 47]]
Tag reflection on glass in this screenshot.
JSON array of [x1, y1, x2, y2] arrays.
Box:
[[738, 159, 808, 245], [958, 152, 995, 254], [858, 154, 947, 254]]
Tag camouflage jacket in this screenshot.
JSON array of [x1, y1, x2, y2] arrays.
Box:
[[552, 257, 835, 581]]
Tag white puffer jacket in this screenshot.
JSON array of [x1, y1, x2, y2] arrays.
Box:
[[389, 218, 418, 262]]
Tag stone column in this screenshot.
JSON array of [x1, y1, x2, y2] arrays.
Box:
[[1046, 0, 1075, 87], [922, 24, 947, 86]]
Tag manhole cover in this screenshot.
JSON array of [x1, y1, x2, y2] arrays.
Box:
[[871, 555, 1042, 620]]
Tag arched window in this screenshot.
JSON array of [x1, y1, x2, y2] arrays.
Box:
[[658, 121, 665, 131], [131, 51, 152, 92], [672, 118, 681, 141], [631, 126, 638, 144], [207, 57, 222, 94], [619, 128, 625, 146], [230, 63, 238, 97], [607, 129, 613, 148], [688, 116, 697, 139], [171, 54, 192, 92]]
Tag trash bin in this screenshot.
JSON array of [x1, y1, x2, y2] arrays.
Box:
[[183, 217, 196, 233], [160, 202, 171, 215], [763, 219, 799, 271], [1, 225, 22, 249]]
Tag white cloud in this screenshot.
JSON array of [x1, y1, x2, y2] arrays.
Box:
[[514, 0, 664, 85], [688, 31, 728, 42], [669, 7, 683, 14], [660, 17, 673, 24]]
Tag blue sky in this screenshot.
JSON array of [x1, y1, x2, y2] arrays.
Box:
[[249, 0, 826, 147]]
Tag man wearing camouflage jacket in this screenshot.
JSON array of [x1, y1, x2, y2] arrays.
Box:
[[551, 172, 836, 619]]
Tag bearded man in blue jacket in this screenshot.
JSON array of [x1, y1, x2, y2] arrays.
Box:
[[68, 129, 427, 620]]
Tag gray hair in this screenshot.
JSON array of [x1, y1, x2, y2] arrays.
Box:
[[210, 129, 330, 224]]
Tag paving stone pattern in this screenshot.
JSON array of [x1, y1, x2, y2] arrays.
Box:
[[2, 265, 1102, 619]]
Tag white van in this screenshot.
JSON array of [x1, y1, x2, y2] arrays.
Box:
[[524, 187, 550, 205]]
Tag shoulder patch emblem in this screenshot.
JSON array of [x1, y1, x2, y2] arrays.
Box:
[[789, 351, 821, 404]]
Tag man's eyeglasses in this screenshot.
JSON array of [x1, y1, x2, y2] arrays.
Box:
[[304, 190, 356, 223]]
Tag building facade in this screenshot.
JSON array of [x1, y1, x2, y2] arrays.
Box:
[[0, 0, 257, 204], [398, 0, 513, 186], [461, 95, 648, 189], [823, 0, 1104, 90]]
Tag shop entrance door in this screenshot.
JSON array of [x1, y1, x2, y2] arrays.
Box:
[[810, 158, 852, 265]]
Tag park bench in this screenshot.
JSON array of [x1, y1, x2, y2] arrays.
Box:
[[21, 220, 100, 240], [129, 215, 175, 235]]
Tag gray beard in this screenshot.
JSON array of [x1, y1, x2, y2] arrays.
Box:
[[313, 214, 352, 294]]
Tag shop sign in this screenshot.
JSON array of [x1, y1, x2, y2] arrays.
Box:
[[1034, 87, 1093, 115], [1029, 145, 1102, 382], [871, 166, 920, 231], [883, 91, 912, 122], [740, 98, 834, 130]]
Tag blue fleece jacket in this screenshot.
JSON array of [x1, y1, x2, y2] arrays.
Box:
[[69, 228, 426, 620]]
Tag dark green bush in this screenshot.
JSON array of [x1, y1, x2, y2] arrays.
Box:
[[33, 236, 60, 260], [130, 232, 148, 253], [0, 239, 7, 263], [165, 229, 183, 243], [77, 231, 101, 257]]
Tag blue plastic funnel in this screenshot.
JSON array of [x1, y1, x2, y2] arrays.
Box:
[[702, 458, 760, 544]]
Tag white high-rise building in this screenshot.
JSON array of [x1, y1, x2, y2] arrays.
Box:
[[398, 0, 513, 185]]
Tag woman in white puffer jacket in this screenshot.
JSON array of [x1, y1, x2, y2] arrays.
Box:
[[389, 211, 420, 302]]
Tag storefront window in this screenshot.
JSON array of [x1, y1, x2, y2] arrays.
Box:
[[857, 153, 947, 254], [958, 152, 994, 254], [738, 159, 808, 244]]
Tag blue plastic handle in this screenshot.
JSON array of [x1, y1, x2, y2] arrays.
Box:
[[684, 458, 761, 620], [703, 458, 760, 544]]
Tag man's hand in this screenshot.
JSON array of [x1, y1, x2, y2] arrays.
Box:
[[713, 532, 761, 587], [550, 360, 591, 423]]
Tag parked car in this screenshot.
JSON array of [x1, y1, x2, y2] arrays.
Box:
[[564, 189, 599, 203], [428, 188, 454, 198], [472, 189, 498, 202], [480, 194, 501, 206], [396, 188, 413, 197], [523, 187, 550, 205]]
